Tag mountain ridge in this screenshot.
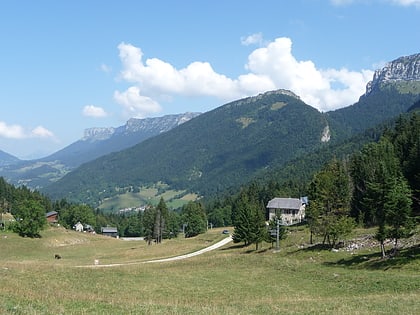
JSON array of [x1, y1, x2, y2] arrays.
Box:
[[0, 112, 200, 188]]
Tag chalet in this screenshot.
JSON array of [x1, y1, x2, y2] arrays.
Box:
[[266, 197, 307, 225], [101, 226, 118, 238], [45, 211, 58, 224]]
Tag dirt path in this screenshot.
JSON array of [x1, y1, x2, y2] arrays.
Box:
[[77, 235, 233, 268]]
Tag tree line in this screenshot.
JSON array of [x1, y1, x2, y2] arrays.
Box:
[[1, 112, 419, 257]]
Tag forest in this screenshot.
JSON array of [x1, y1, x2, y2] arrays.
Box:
[[1, 111, 419, 258]]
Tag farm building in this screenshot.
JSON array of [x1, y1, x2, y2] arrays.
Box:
[[266, 197, 307, 225]]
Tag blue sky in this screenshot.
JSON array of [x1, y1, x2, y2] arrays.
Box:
[[0, 0, 419, 159]]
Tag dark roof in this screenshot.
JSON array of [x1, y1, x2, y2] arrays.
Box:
[[45, 211, 58, 217], [267, 198, 302, 210], [101, 227, 118, 233]]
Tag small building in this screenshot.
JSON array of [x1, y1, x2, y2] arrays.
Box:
[[266, 197, 307, 225], [45, 211, 58, 224], [101, 226, 118, 238], [73, 221, 84, 232]]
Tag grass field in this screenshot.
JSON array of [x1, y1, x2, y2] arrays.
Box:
[[0, 226, 419, 314], [98, 184, 198, 212]]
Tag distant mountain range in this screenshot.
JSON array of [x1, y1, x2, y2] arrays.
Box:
[[0, 112, 200, 188], [2, 53, 420, 209]]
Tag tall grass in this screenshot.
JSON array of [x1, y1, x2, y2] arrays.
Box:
[[0, 226, 419, 314]]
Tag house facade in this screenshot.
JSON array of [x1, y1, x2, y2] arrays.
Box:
[[266, 197, 307, 225]]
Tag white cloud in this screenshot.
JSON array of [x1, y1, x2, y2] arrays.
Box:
[[241, 33, 264, 46], [0, 121, 26, 139], [114, 86, 161, 118], [116, 38, 374, 113], [0, 122, 55, 140], [31, 126, 55, 139], [83, 105, 108, 118]]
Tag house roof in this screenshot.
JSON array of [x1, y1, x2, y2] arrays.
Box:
[[101, 227, 118, 233], [45, 211, 58, 217], [267, 198, 302, 210]]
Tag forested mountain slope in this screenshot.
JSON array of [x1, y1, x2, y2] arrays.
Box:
[[43, 90, 330, 205], [0, 113, 199, 188]]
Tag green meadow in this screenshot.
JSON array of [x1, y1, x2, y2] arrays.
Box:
[[0, 226, 419, 314], [98, 184, 198, 212]]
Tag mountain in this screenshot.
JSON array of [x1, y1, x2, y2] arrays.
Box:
[[42, 89, 332, 205], [0, 150, 20, 167], [0, 113, 199, 188], [327, 53, 420, 138], [42, 53, 420, 208]]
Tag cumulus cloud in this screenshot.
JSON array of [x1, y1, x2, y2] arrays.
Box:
[[83, 105, 108, 118], [114, 86, 161, 118], [31, 126, 55, 138], [0, 121, 26, 139], [115, 37, 374, 113], [0, 121, 55, 140], [241, 33, 264, 46]]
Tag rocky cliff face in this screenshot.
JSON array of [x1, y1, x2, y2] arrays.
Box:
[[365, 53, 420, 95], [82, 112, 201, 142]]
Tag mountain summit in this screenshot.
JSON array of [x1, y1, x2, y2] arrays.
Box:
[[365, 53, 420, 95]]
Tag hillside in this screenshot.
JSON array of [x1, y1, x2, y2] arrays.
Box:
[[43, 90, 329, 205], [0, 113, 199, 188], [0, 150, 20, 167]]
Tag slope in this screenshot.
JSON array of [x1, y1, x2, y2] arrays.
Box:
[[43, 90, 329, 205]]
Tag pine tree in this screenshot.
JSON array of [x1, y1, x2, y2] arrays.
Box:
[[308, 159, 354, 248], [182, 202, 207, 238]]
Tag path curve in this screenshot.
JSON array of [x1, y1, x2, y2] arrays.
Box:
[[77, 235, 233, 268]]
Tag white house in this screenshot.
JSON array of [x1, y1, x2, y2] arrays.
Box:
[[73, 221, 84, 232], [266, 197, 307, 225]]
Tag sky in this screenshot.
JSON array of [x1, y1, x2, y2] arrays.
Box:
[[0, 0, 419, 159]]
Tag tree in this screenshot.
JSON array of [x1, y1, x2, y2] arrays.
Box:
[[307, 159, 354, 248], [154, 198, 168, 243], [351, 137, 408, 257], [143, 206, 156, 245], [59, 204, 96, 229], [384, 177, 414, 252], [12, 200, 46, 237], [231, 187, 267, 249], [165, 210, 180, 239], [182, 202, 207, 238]]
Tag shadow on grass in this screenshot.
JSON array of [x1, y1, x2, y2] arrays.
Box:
[[323, 244, 420, 270], [220, 244, 271, 254]]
